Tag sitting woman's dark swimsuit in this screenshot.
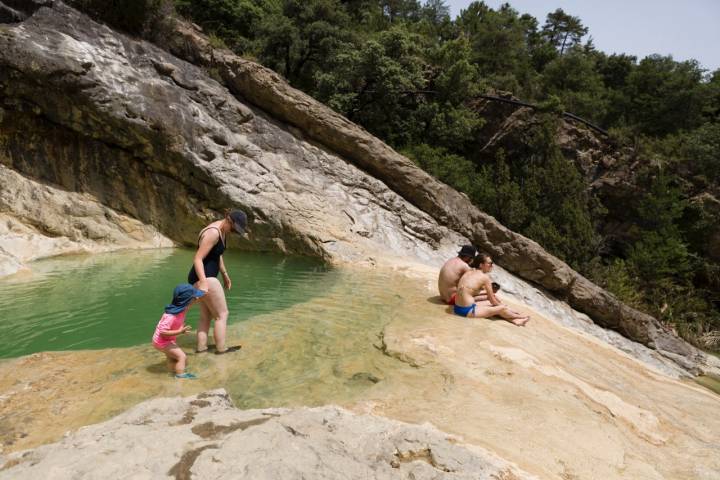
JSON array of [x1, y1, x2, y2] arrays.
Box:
[[188, 227, 225, 284]]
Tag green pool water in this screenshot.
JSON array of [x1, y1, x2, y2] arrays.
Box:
[[696, 375, 720, 395], [0, 249, 331, 359]]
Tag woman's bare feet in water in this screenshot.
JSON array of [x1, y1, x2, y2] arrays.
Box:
[[510, 316, 530, 326]]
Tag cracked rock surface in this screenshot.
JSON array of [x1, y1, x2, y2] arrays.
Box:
[[0, 389, 535, 480]]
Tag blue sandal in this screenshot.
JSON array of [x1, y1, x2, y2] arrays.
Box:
[[175, 372, 197, 379]]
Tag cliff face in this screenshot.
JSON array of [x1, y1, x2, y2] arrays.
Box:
[[0, 1, 716, 374], [0, 1, 463, 268], [0, 164, 173, 275]]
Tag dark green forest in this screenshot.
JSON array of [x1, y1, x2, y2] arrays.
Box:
[[85, 0, 720, 350]]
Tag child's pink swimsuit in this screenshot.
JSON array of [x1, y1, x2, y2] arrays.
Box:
[[152, 310, 187, 349]]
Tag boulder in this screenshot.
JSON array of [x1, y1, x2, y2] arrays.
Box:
[[0, 389, 536, 480]]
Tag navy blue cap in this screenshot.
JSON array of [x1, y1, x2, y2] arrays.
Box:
[[165, 283, 206, 314], [229, 210, 247, 234]]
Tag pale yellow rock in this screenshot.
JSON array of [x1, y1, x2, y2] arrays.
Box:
[[0, 264, 717, 480], [365, 283, 720, 480]]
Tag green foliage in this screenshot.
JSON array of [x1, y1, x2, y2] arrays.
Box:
[[474, 150, 529, 229], [515, 119, 603, 267], [679, 123, 720, 183], [601, 259, 645, 309], [420, 117, 603, 269], [174, 0, 271, 52], [456, 2, 536, 91], [380, 0, 421, 22], [407, 102, 484, 150], [624, 55, 706, 136], [541, 8, 588, 55], [627, 172, 690, 283], [257, 0, 354, 89], [536, 94, 564, 114], [629, 232, 690, 283], [706, 69, 720, 122], [429, 37, 482, 104], [315, 27, 426, 145], [402, 143, 480, 196], [541, 49, 607, 121]]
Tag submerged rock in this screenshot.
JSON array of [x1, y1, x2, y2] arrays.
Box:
[[0, 389, 537, 480]]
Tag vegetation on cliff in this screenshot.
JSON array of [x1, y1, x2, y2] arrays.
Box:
[[81, 0, 719, 350]]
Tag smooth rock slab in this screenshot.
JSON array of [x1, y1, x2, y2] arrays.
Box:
[[0, 389, 535, 480]]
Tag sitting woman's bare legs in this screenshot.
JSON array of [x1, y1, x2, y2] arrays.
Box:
[[472, 304, 530, 326], [194, 277, 229, 351]]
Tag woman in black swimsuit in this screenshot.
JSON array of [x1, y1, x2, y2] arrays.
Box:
[[189, 210, 248, 354]]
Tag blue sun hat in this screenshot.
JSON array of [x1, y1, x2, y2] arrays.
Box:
[[165, 283, 206, 314]]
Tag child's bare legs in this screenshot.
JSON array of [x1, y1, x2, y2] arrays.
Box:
[[163, 345, 187, 374], [472, 304, 530, 326]]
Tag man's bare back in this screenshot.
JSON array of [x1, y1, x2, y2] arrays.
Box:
[[438, 257, 472, 303]]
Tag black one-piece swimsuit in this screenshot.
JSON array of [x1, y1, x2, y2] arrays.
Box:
[[187, 227, 226, 284]]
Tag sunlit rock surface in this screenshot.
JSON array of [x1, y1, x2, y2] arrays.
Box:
[[0, 389, 536, 480], [0, 3, 719, 479], [0, 1, 464, 271], [0, 266, 718, 480]]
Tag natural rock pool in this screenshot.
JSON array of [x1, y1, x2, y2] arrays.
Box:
[[0, 249, 332, 359], [0, 249, 428, 453]]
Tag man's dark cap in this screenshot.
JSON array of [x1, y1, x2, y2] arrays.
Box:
[[457, 245, 477, 258]]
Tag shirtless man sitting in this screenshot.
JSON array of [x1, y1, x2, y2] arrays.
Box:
[[453, 253, 530, 326], [438, 245, 477, 305]]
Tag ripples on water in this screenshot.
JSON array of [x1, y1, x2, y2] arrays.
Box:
[[0, 249, 333, 359]]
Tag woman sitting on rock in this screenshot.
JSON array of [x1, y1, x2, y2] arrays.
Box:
[[453, 254, 530, 326], [188, 209, 249, 354]]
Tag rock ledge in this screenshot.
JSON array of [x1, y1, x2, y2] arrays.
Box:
[[0, 389, 535, 480]]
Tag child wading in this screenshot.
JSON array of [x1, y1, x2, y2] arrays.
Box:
[[152, 283, 206, 379]]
